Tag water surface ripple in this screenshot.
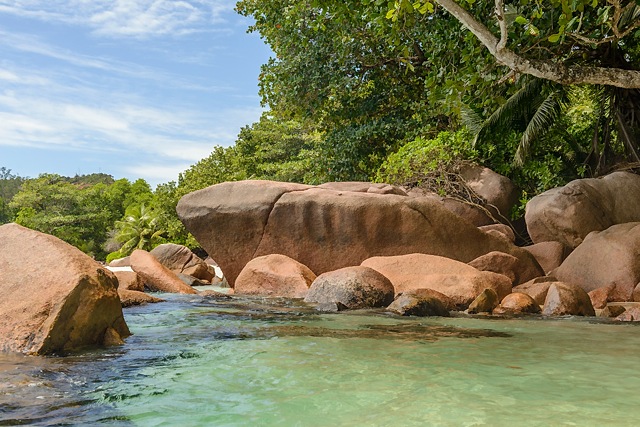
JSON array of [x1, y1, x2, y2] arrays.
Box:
[[1, 293, 639, 426]]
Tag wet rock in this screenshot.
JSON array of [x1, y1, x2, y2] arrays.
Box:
[[150, 243, 214, 281], [118, 289, 164, 308], [467, 288, 499, 314], [0, 223, 130, 354], [525, 172, 640, 249], [314, 301, 349, 312], [588, 284, 617, 310], [362, 254, 512, 310], [177, 273, 210, 287], [493, 293, 541, 315], [554, 223, 640, 301], [130, 250, 198, 294], [542, 282, 595, 316], [113, 270, 144, 292], [304, 266, 394, 309], [468, 251, 543, 286], [598, 305, 626, 318], [615, 306, 640, 321], [387, 291, 450, 317], [522, 241, 569, 274], [512, 279, 554, 305], [177, 180, 539, 287], [235, 254, 315, 298]]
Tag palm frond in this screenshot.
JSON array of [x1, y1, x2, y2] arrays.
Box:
[[515, 90, 564, 165]]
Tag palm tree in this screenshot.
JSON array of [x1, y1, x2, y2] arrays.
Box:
[[465, 74, 640, 177], [114, 204, 164, 255]]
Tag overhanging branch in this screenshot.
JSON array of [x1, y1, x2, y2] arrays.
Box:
[[436, 0, 640, 88]]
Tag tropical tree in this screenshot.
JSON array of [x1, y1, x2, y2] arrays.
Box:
[[110, 204, 165, 259]]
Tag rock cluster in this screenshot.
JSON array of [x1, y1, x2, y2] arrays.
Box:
[[174, 171, 640, 321]]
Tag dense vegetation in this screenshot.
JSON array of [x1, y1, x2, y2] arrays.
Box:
[[3, 0, 640, 259]]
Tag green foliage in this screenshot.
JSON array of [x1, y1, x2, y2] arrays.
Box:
[[0, 167, 25, 224], [376, 130, 479, 186], [8, 173, 155, 260], [112, 204, 164, 256]]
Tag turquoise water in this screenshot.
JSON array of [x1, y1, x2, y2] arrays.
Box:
[[1, 292, 640, 426]]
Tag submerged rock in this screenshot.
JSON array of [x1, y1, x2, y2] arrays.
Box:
[[118, 289, 164, 308], [387, 291, 450, 317], [0, 223, 130, 354], [304, 266, 394, 309]]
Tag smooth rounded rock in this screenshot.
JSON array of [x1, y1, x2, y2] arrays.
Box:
[[304, 266, 394, 309], [493, 293, 541, 315], [130, 250, 198, 294], [542, 282, 595, 316], [235, 254, 315, 298]]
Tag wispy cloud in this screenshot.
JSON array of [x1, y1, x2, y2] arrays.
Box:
[[0, 1, 236, 38]]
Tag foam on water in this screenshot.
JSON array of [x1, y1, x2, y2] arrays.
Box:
[[1, 293, 639, 426]]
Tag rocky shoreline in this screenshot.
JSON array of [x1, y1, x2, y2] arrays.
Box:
[[2, 170, 640, 355]]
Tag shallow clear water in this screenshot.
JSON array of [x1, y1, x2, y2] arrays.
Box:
[[2, 292, 640, 426]]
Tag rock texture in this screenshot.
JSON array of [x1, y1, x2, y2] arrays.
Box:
[[493, 293, 541, 315], [361, 254, 512, 309], [108, 256, 130, 267], [525, 172, 640, 248], [459, 164, 519, 220], [177, 180, 539, 287], [304, 266, 394, 309], [512, 278, 555, 305], [522, 241, 569, 274], [118, 289, 163, 308], [468, 251, 543, 286], [542, 282, 595, 316], [234, 254, 316, 298], [588, 285, 616, 309], [112, 270, 145, 292], [0, 223, 130, 354], [478, 224, 516, 243], [387, 291, 450, 317], [150, 243, 214, 281], [130, 250, 198, 294], [467, 288, 499, 314], [553, 222, 640, 301]]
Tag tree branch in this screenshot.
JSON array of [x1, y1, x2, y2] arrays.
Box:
[[435, 0, 640, 88]]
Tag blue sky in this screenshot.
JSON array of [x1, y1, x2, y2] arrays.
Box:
[[0, 1, 272, 187]]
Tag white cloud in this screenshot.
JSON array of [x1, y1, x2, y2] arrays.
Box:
[[0, 0, 236, 38]]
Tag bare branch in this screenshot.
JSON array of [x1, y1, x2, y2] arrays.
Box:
[[435, 0, 640, 88], [495, 0, 508, 52]]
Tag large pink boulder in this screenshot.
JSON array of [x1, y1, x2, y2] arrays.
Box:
[[553, 222, 640, 301], [130, 250, 197, 294], [361, 254, 512, 310], [458, 164, 519, 220], [522, 241, 569, 274], [177, 180, 539, 287], [112, 270, 145, 292], [525, 172, 640, 249], [0, 224, 130, 354], [304, 266, 395, 309], [235, 254, 316, 298]]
